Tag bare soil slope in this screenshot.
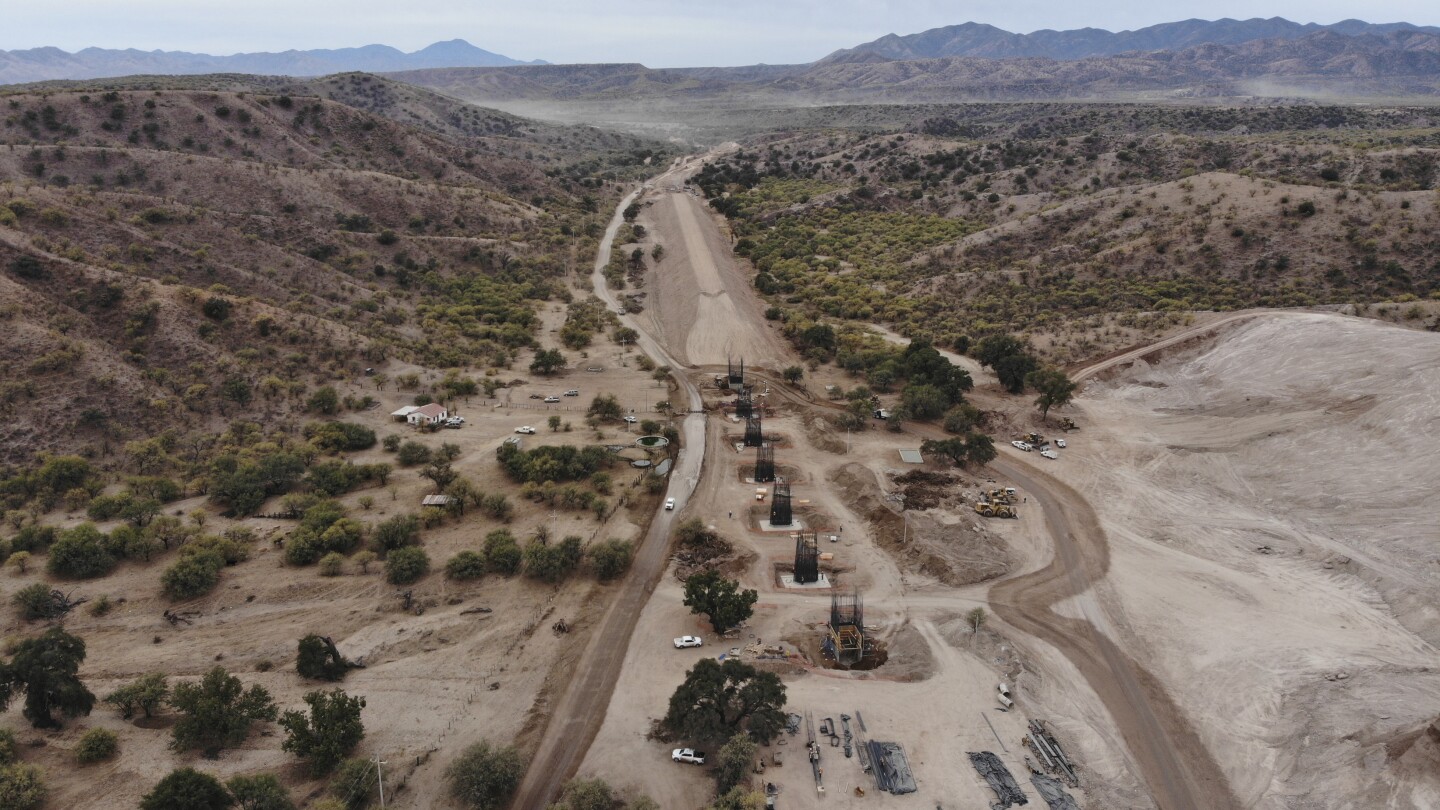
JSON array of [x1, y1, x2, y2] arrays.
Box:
[[1073, 312, 1440, 808]]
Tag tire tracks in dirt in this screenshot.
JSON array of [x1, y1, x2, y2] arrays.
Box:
[[762, 369, 1238, 809]]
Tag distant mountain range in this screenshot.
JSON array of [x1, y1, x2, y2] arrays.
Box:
[[822, 17, 1440, 63], [0, 39, 545, 85], [395, 28, 1440, 110]]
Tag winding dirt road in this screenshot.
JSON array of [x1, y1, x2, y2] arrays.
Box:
[[512, 157, 1253, 808]]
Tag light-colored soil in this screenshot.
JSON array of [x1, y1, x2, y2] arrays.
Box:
[[1060, 312, 1440, 808], [634, 178, 794, 370], [0, 328, 666, 808]]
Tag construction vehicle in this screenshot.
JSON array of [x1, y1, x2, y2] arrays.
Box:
[[985, 488, 1017, 505], [974, 494, 1017, 518], [1058, 417, 1077, 432], [1023, 432, 1044, 445]]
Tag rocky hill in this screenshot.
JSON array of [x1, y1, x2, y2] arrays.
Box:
[[821, 17, 1440, 63], [0, 39, 545, 86], [0, 81, 669, 464]]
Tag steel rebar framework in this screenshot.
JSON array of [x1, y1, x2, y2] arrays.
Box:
[[829, 589, 864, 665], [794, 532, 819, 583], [743, 413, 764, 448], [754, 443, 775, 483], [769, 480, 792, 526], [727, 356, 745, 386]]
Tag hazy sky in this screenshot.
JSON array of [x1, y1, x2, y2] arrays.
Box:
[[4, 0, 1437, 66]]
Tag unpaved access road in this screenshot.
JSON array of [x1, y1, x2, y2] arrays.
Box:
[[509, 179, 707, 809], [764, 368, 1238, 809]]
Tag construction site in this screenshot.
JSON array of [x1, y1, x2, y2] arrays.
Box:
[[557, 154, 1440, 810]]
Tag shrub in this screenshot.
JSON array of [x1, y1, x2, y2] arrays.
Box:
[[225, 773, 295, 810], [0, 727, 16, 763], [296, 635, 350, 682], [483, 530, 521, 575], [169, 667, 276, 757], [105, 673, 169, 719], [352, 550, 378, 573], [328, 758, 377, 810], [9, 526, 56, 554], [201, 297, 231, 321], [307, 386, 340, 415], [586, 539, 634, 580], [141, 767, 232, 810], [396, 441, 431, 466], [304, 422, 377, 453], [279, 689, 366, 776], [47, 523, 116, 579], [523, 536, 583, 583], [372, 513, 421, 553], [318, 552, 345, 577], [13, 583, 64, 620], [161, 551, 225, 600], [445, 740, 525, 810], [445, 550, 486, 581], [0, 763, 45, 810], [75, 727, 119, 763], [385, 546, 429, 584]]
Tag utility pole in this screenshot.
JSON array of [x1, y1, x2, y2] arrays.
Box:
[[373, 755, 387, 809]]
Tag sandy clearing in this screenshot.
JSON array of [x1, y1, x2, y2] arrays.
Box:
[[638, 184, 794, 371], [1063, 312, 1440, 808]]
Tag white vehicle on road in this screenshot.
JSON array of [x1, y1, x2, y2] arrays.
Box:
[[514, 426, 536, 434], [1041, 449, 1059, 460], [623, 415, 639, 424], [673, 635, 703, 648], [671, 748, 706, 764], [1011, 440, 1033, 451], [665, 497, 676, 510], [543, 395, 561, 403], [1055, 439, 1067, 448]]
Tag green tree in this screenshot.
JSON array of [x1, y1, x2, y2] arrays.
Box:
[[662, 658, 786, 744], [105, 673, 169, 719], [226, 774, 295, 810], [296, 635, 351, 681], [683, 570, 757, 633], [710, 787, 766, 810], [548, 778, 615, 810], [586, 394, 623, 421], [529, 348, 566, 376], [1025, 368, 1077, 419], [974, 334, 1025, 369], [995, 354, 1039, 394], [0, 763, 46, 810], [965, 433, 997, 467], [162, 550, 224, 599], [484, 530, 522, 575], [782, 365, 804, 383], [0, 627, 95, 728], [967, 606, 988, 634], [585, 538, 634, 580], [307, 386, 340, 415], [396, 441, 431, 466], [943, 403, 982, 434], [899, 383, 948, 419], [715, 732, 757, 793], [141, 768, 233, 810], [329, 757, 378, 810], [385, 546, 430, 584], [73, 726, 117, 763], [446, 550, 487, 581], [169, 667, 277, 757], [46, 523, 116, 579], [548, 415, 562, 432], [372, 513, 420, 552], [280, 689, 366, 776], [523, 536, 583, 583], [446, 740, 526, 810]]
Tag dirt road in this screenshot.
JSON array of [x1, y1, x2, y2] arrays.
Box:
[[509, 179, 708, 809], [763, 366, 1238, 809]]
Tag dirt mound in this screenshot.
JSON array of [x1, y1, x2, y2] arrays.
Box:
[[829, 463, 1010, 586]]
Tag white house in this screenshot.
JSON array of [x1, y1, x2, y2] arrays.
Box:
[[407, 403, 449, 425]]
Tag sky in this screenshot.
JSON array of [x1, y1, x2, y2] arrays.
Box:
[[3, 0, 1437, 67]]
